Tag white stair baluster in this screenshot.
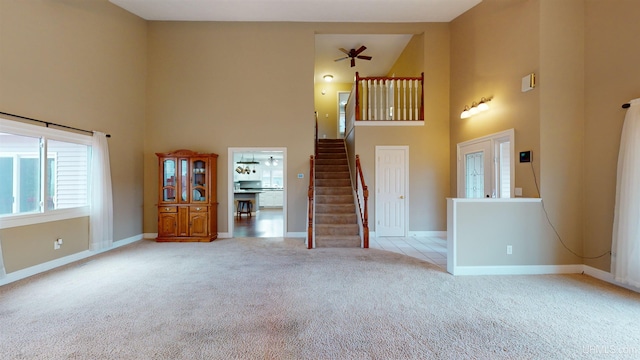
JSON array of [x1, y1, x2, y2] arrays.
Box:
[[367, 80, 371, 120], [373, 80, 378, 120], [402, 80, 407, 120], [409, 79, 413, 120], [388, 80, 394, 120]]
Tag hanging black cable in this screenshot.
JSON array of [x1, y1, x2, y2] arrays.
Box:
[[0, 111, 111, 137]]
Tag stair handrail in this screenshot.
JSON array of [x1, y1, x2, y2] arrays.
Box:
[[307, 155, 314, 249], [355, 155, 369, 248]]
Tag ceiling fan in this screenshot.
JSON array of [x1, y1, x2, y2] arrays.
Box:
[[334, 46, 372, 67]]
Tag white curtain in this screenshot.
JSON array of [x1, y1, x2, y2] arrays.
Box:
[[90, 131, 113, 251], [612, 98, 640, 288]]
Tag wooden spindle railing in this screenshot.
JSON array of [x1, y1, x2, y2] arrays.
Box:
[[353, 72, 424, 121], [355, 155, 369, 248], [307, 155, 314, 249]]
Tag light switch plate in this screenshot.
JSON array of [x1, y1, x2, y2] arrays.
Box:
[[521, 73, 536, 92]]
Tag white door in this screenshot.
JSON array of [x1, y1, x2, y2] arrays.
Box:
[[458, 140, 492, 198], [376, 146, 408, 236]]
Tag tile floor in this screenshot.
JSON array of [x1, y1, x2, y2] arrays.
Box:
[[369, 235, 448, 269]]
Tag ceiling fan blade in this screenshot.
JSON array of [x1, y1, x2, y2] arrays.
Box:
[[334, 57, 348, 62], [354, 45, 367, 56], [351, 58, 356, 67], [339, 48, 350, 55], [357, 55, 372, 60]]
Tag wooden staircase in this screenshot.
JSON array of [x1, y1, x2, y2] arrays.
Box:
[[314, 139, 361, 248]]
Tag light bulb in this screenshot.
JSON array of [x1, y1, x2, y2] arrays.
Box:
[[460, 106, 471, 119], [477, 100, 489, 112], [469, 104, 479, 116]]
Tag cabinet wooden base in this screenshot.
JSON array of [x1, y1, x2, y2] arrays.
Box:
[[156, 235, 218, 242]]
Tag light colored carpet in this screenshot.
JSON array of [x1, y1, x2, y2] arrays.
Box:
[[1, 237, 639, 359]]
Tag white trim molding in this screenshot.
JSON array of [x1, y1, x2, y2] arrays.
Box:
[[409, 231, 447, 237], [450, 264, 584, 276]]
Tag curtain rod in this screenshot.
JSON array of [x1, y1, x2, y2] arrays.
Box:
[[0, 111, 111, 137]]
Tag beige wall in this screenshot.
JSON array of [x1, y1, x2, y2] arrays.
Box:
[[314, 82, 353, 139], [387, 33, 424, 77], [539, 0, 585, 265], [583, 0, 640, 270], [145, 22, 315, 234], [450, 0, 541, 199], [0, 0, 147, 272]]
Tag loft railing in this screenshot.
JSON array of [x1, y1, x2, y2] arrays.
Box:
[[353, 72, 424, 121], [355, 155, 369, 248]]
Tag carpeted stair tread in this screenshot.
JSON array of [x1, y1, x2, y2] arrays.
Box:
[[315, 213, 357, 224], [316, 153, 347, 159], [315, 204, 356, 213], [316, 224, 359, 236], [314, 235, 361, 248], [316, 179, 351, 187], [316, 159, 348, 165], [316, 164, 349, 172], [315, 186, 352, 195], [316, 172, 350, 179], [316, 194, 354, 204]]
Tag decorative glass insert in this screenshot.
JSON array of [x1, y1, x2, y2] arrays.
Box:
[[465, 151, 484, 198]]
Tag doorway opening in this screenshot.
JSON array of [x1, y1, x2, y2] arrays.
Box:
[[337, 91, 350, 138], [228, 148, 286, 238]]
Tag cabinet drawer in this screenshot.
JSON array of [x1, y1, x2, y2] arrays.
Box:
[[190, 206, 208, 213], [159, 206, 177, 213]]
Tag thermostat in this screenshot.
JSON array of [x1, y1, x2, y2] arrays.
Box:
[[519, 151, 531, 163]]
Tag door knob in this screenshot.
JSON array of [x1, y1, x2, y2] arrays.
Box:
[[400, 195, 405, 199]]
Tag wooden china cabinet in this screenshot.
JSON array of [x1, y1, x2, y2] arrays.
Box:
[[156, 149, 218, 242]]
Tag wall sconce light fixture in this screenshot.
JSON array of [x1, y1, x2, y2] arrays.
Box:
[[323, 74, 333, 82], [460, 96, 492, 119]]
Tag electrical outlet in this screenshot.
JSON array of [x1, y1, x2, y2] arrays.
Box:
[[507, 245, 513, 255], [54, 238, 63, 250]]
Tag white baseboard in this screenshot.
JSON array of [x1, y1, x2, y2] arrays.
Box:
[[408, 231, 447, 237], [450, 264, 584, 276], [143, 232, 157, 240], [582, 265, 640, 293], [286, 232, 305, 238], [0, 234, 143, 286], [217, 232, 232, 239]]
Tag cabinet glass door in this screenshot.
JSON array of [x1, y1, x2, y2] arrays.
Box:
[[191, 158, 207, 202], [180, 159, 188, 202], [162, 159, 176, 202]]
